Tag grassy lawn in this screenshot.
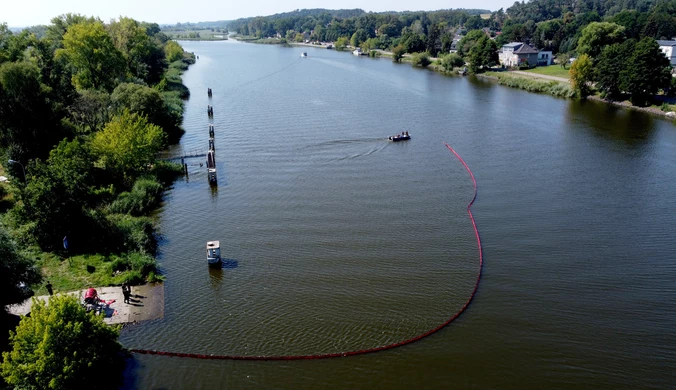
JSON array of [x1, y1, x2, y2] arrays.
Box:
[[525, 65, 571, 79], [31, 251, 161, 295]]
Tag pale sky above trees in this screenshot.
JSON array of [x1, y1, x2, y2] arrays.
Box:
[[4, 0, 511, 27]]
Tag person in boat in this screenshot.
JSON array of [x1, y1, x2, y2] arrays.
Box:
[[405, 131, 409, 136]]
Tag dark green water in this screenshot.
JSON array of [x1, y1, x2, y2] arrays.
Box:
[[120, 40, 676, 389]]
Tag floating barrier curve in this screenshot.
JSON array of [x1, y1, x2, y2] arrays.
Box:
[[130, 142, 483, 361]]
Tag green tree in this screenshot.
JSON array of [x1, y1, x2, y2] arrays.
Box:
[[0, 61, 65, 162], [425, 24, 441, 57], [334, 37, 349, 51], [621, 37, 672, 106], [577, 22, 626, 59], [350, 29, 369, 47], [163, 40, 184, 63], [112, 82, 180, 139], [468, 35, 498, 73], [457, 29, 486, 57], [392, 44, 405, 62], [569, 54, 594, 97], [595, 40, 635, 99], [108, 17, 167, 85], [1, 295, 124, 390], [92, 110, 167, 183], [56, 21, 125, 91], [0, 225, 41, 309]]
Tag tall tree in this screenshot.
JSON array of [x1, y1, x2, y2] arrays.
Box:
[[594, 40, 635, 99], [468, 35, 498, 73], [621, 37, 672, 106], [91, 110, 167, 183], [569, 54, 594, 97], [56, 21, 125, 91], [576, 22, 626, 59]]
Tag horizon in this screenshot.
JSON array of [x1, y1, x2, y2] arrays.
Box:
[[3, 0, 512, 28]]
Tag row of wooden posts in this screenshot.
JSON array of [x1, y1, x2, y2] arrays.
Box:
[[206, 89, 217, 184]]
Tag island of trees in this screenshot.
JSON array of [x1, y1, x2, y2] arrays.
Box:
[[228, 1, 676, 106]]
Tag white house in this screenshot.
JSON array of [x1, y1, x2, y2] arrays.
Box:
[[657, 40, 676, 67], [537, 51, 553, 66], [499, 42, 539, 67]]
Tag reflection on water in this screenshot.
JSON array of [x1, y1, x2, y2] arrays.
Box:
[[567, 99, 656, 146]]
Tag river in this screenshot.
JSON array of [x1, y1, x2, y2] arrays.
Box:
[[120, 40, 676, 389]]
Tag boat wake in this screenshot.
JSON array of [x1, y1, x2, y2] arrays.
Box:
[[298, 138, 389, 163]]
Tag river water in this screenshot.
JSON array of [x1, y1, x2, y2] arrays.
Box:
[[120, 40, 676, 389]]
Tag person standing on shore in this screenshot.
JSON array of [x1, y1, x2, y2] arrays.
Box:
[[122, 283, 131, 304], [45, 281, 53, 295]]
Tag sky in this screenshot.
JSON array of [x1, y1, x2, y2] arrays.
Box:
[[3, 0, 515, 27]]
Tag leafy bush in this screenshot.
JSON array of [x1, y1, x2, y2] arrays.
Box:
[[392, 45, 405, 62], [108, 177, 163, 215], [107, 214, 157, 254], [440, 53, 465, 72], [152, 160, 184, 185], [411, 52, 431, 68]]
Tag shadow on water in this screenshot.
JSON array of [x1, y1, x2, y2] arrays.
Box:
[[566, 99, 657, 147]]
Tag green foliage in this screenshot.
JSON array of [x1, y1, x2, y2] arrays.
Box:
[[111, 82, 182, 141], [577, 22, 626, 59], [440, 53, 465, 72], [392, 45, 405, 62], [67, 89, 113, 134], [107, 214, 157, 254], [468, 35, 498, 74], [92, 110, 167, 183], [569, 54, 594, 97], [108, 17, 167, 85], [1, 295, 124, 390], [164, 40, 184, 63], [334, 37, 349, 51], [0, 225, 42, 309], [350, 29, 369, 47], [108, 177, 163, 215], [495, 74, 576, 98], [107, 252, 159, 282], [0, 61, 66, 162], [457, 29, 487, 57], [595, 40, 635, 99], [56, 21, 125, 91], [411, 52, 431, 67], [621, 37, 672, 106]]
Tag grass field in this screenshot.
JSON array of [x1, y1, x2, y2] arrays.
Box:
[[524, 65, 570, 78]]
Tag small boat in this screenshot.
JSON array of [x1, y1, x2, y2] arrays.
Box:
[[389, 133, 411, 142], [207, 241, 222, 267], [301, 52, 307, 57]]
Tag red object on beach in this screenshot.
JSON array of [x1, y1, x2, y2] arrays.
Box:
[[84, 288, 98, 299]]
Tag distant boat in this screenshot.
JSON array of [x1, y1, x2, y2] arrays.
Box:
[[207, 241, 221, 267], [389, 133, 411, 142], [301, 52, 307, 57], [353, 48, 363, 56]]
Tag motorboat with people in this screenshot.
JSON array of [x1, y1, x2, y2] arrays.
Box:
[[389, 131, 411, 142], [207, 241, 222, 267], [301, 52, 307, 57]]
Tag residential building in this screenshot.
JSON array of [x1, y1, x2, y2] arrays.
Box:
[[538, 51, 553, 66], [499, 42, 539, 67], [657, 40, 676, 67]]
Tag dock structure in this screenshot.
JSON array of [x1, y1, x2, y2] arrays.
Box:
[[207, 88, 212, 98], [207, 105, 214, 118]]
